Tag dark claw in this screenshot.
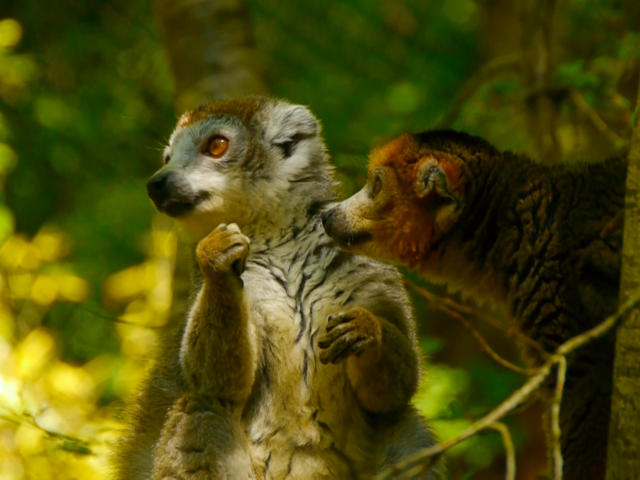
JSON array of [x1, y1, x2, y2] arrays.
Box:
[[318, 323, 356, 348]]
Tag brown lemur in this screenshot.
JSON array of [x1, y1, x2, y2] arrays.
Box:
[[322, 131, 625, 480], [114, 98, 443, 479]]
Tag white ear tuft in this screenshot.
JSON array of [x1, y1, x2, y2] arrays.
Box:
[[267, 103, 319, 145]]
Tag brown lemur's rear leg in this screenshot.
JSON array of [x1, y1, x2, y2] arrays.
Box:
[[151, 223, 257, 480]]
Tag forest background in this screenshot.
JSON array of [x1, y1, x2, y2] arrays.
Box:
[[0, 1, 638, 479]]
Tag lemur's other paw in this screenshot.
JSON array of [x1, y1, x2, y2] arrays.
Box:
[[196, 223, 250, 277], [318, 307, 381, 364]]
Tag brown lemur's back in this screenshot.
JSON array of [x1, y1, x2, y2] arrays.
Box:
[[114, 98, 443, 479], [323, 130, 626, 479]]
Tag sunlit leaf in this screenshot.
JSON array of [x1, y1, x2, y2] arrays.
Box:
[[14, 328, 56, 379], [0, 19, 22, 50]]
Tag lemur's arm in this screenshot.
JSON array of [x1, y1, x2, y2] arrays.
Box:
[[115, 224, 256, 480], [151, 223, 256, 480], [319, 264, 419, 413], [179, 223, 255, 402]]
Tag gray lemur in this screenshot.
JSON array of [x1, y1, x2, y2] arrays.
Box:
[[114, 97, 442, 479]]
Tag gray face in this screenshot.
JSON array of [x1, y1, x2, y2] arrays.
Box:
[[146, 115, 251, 217], [146, 100, 328, 239]]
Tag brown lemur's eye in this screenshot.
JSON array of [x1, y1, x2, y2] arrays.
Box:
[[204, 135, 229, 158], [371, 173, 383, 198], [163, 153, 171, 164]]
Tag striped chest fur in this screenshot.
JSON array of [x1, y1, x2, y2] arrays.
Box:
[[241, 218, 376, 479]]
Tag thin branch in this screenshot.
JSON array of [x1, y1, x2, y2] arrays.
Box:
[[439, 301, 535, 375], [489, 422, 516, 480], [569, 89, 628, 151], [75, 305, 165, 330], [379, 293, 640, 480], [404, 278, 549, 360], [437, 53, 522, 128], [0, 413, 94, 453], [550, 356, 567, 480]]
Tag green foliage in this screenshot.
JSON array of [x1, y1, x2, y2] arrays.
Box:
[[0, 0, 638, 478]]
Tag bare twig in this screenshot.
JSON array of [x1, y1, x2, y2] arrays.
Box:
[[379, 293, 640, 480], [0, 413, 94, 453], [405, 278, 547, 364], [437, 53, 522, 128], [75, 305, 165, 330], [489, 422, 516, 480], [569, 89, 628, 151], [439, 302, 535, 375], [550, 356, 567, 480]]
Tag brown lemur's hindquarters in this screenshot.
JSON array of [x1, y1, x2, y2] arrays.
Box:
[[151, 223, 256, 480], [458, 153, 623, 479]]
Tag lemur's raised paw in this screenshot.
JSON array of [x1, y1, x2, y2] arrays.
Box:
[[196, 223, 250, 278], [318, 307, 382, 364]]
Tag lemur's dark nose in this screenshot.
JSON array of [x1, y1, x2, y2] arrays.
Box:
[[146, 172, 170, 205]]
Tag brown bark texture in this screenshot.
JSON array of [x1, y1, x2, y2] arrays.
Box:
[[155, 0, 267, 112], [606, 78, 640, 479]]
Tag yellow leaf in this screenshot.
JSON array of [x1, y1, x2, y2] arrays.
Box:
[[149, 228, 177, 259], [0, 235, 41, 271], [14, 423, 44, 455], [32, 229, 70, 262], [45, 362, 95, 402], [0, 374, 21, 412], [103, 263, 155, 303], [6, 272, 33, 299], [0, 305, 14, 341], [30, 275, 58, 305], [14, 328, 56, 379], [0, 18, 22, 49], [55, 273, 89, 303]]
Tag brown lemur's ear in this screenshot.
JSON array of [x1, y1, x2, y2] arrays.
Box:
[[414, 156, 458, 203], [414, 154, 465, 233]]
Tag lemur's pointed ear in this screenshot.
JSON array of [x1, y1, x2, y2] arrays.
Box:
[[415, 157, 446, 199], [414, 155, 464, 200], [268, 104, 319, 157]]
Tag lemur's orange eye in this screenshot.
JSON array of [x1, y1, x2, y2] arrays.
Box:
[[205, 136, 229, 158]]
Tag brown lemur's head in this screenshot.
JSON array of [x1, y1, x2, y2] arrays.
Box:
[[322, 130, 495, 269], [147, 97, 334, 240]]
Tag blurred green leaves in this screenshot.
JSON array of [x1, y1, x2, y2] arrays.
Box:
[[0, 0, 637, 477]]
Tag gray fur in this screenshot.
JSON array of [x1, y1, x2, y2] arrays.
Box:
[[116, 97, 443, 479]]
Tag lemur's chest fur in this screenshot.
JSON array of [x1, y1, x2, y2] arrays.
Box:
[[239, 220, 370, 478]]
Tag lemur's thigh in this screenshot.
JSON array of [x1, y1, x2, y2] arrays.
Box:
[[152, 393, 255, 480]]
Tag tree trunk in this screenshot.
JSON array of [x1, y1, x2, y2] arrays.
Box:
[[155, 0, 267, 111], [153, 0, 267, 323], [606, 78, 640, 479]]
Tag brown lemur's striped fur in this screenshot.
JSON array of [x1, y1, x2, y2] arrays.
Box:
[[323, 131, 626, 480], [115, 98, 443, 479]]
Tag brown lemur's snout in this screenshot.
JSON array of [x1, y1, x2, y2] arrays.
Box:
[[321, 207, 372, 247], [146, 170, 209, 217]]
